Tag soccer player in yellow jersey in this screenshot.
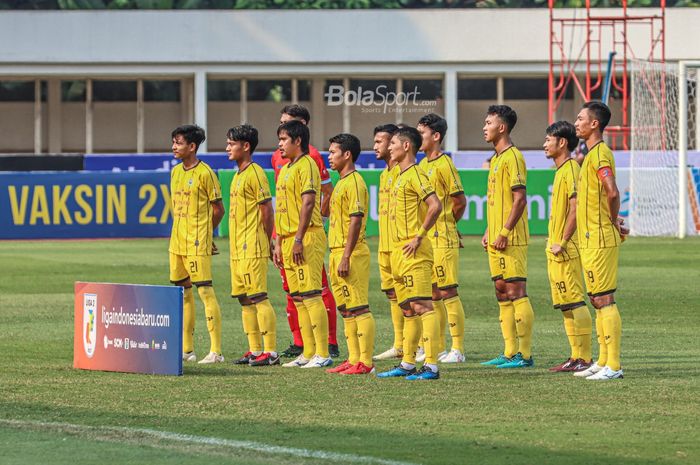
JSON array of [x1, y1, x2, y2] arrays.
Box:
[[371, 123, 406, 361], [377, 127, 443, 381], [273, 120, 332, 369], [480, 105, 536, 369], [225, 125, 279, 367], [573, 101, 628, 380], [169, 125, 225, 365], [417, 113, 467, 364], [543, 121, 594, 373], [324, 133, 376, 375]]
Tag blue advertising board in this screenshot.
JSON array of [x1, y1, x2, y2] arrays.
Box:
[[0, 171, 172, 239], [74, 282, 183, 376]]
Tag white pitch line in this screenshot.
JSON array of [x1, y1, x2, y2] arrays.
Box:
[[0, 419, 419, 465]]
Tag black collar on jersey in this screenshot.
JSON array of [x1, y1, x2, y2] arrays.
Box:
[[426, 152, 446, 163], [340, 169, 358, 179], [182, 159, 201, 171], [288, 153, 309, 167], [400, 163, 418, 174], [556, 158, 575, 171]]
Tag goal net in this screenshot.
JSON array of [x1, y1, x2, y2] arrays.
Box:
[[630, 60, 699, 237]]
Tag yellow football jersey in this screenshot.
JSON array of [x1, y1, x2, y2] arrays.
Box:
[[229, 162, 272, 260], [418, 153, 464, 249], [275, 154, 323, 238], [389, 164, 435, 243], [169, 160, 222, 256], [329, 170, 369, 250], [577, 141, 621, 249], [546, 158, 581, 261], [487, 146, 529, 246], [378, 164, 400, 253]]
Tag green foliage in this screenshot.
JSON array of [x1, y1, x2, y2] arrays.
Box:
[[2, 0, 699, 9]]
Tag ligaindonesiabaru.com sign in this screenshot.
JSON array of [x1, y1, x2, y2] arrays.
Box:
[[74, 282, 183, 376]]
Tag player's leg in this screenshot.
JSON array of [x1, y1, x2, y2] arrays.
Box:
[[190, 255, 223, 364], [497, 246, 534, 369], [547, 257, 577, 372], [378, 248, 421, 378], [481, 250, 517, 366], [340, 245, 375, 375], [321, 266, 339, 356], [429, 283, 447, 361], [246, 258, 279, 367], [575, 249, 610, 378], [585, 247, 622, 380], [326, 250, 357, 374], [565, 257, 593, 371], [438, 247, 465, 363], [281, 237, 313, 367], [231, 259, 262, 365], [374, 251, 403, 360], [170, 254, 196, 361], [298, 228, 331, 368], [280, 267, 303, 357]]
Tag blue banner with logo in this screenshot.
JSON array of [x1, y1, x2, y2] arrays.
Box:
[[0, 171, 172, 239]]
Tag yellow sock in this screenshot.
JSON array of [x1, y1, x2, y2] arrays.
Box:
[[343, 316, 360, 364], [402, 315, 421, 365], [562, 310, 577, 359], [444, 295, 465, 352], [255, 299, 277, 354], [241, 304, 262, 353], [432, 299, 447, 353], [600, 304, 622, 371], [304, 295, 329, 358], [420, 310, 440, 365], [595, 308, 607, 367], [512, 297, 535, 359], [389, 300, 404, 351], [498, 300, 517, 357], [197, 286, 222, 354], [355, 312, 376, 366], [572, 305, 593, 361], [295, 300, 315, 359], [183, 287, 195, 353]]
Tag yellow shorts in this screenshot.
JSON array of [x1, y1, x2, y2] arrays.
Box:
[[282, 227, 327, 296], [546, 255, 586, 310], [378, 251, 394, 292], [580, 247, 619, 297], [432, 247, 460, 289], [488, 245, 528, 282], [329, 243, 370, 311], [231, 257, 268, 299], [391, 239, 433, 307], [169, 253, 213, 285]]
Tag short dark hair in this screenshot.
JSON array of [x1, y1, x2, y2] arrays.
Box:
[[546, 121, 579, 152], [582, 101, 612, 132], [281, 104, 311, 124], [171, 125, 206, 151], [394, 127, 422, 154], [374, 123, 399, 136], [417, 113, 448, 142], [329, 133, 361, 162], [226, 124, 259, 154], [277, 120, 310, 153], [487, 105, 518, 133]]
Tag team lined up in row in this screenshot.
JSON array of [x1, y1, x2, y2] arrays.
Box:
[[167, 101, 626, 380]]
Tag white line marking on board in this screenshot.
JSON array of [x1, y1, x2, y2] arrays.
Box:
[[0, 418, 419, 465]]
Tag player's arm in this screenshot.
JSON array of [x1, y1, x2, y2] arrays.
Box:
[[338, 215, 362, 278], [403, 193, 442, 258], [259, 199, 274, 256], [551, 196, 577, 256], [273, 234, 283, 269], [211, 199, 224, 255], [492, 187, 526, 251], [320, 182, 333, 218], [599, 168, 620, 226], [452, 193, 466, 222], [292, 192, 315, 265]]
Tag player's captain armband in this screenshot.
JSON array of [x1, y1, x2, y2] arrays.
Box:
[[597, 167, 613, 180]]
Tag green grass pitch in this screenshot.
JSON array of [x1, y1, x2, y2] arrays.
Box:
[[0, 236, 698, 465]]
